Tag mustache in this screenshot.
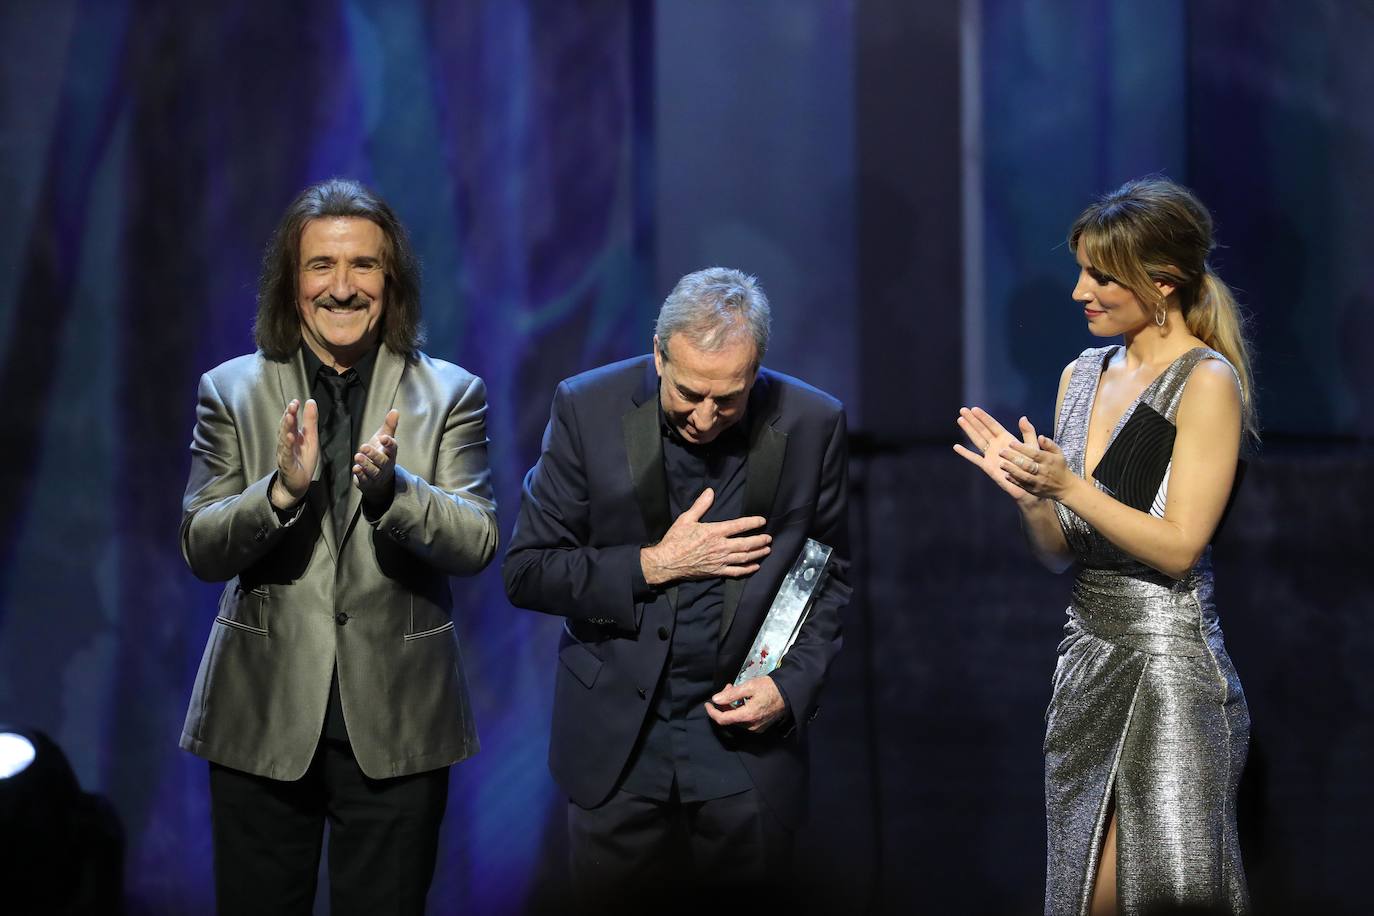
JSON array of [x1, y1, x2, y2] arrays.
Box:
[[313, 294, 369, 310]]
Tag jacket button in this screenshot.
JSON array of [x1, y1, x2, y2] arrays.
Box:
[[253, 527, 267, 542], [636, 686, 647, 699], [335, 612, 349, 626], [657, 626, 669, 641]]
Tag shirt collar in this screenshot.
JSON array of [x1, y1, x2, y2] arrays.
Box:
[[301, 341, 379, 390]]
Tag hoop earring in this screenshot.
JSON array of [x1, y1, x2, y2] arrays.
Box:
[[1154, 306, 1167, 328]]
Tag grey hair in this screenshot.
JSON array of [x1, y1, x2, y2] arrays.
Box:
[[655, 267, 771, 364]]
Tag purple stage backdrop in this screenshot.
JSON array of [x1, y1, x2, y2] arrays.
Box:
[[0, 1, 1370, 913]]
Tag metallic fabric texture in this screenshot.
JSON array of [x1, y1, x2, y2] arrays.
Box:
[[1045, 346, 1250, 916]]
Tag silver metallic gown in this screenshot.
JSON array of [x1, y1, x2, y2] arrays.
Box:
[[1045, 346, 1250, 916]]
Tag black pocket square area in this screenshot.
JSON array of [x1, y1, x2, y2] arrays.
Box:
[[1093, 403, 1175, 512]]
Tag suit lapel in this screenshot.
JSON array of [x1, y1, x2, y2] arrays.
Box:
[[720, 374, 786, 642], [623, 360, 672, 541], [623, 360, 676, 610], [338, 344, 405, 550], [273, 351, 337, 560]]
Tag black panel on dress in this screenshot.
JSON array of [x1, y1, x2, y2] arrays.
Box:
[[1094, 403, 1175, 513]]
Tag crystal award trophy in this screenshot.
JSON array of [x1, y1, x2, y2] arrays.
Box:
[[734, 539, 833, 686]]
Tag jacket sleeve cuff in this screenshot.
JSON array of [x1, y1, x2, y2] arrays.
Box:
[[772, 678, 796, 729], [267, 472, 307, 528], [631, 550, 658, 603], [593, 543, 649, 632]]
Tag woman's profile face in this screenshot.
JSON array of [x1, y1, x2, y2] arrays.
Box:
[[1071, 239, 1151, 337]]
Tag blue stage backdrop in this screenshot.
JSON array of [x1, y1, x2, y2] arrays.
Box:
[[0, 2, 655, 912], [1, 1, 1371, 914], [972, 0, 1374, 443]]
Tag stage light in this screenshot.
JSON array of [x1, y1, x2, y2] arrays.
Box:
[[0, 731, 37, 778], [0, 725, 124, 913]]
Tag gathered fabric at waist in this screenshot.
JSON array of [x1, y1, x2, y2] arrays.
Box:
[[1065, 565, 1220, 657]]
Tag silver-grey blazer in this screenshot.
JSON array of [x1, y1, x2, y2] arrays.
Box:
[[179, 343, 498, 780]]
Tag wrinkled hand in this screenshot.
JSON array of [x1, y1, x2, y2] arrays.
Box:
[[999, 422, 1074, 501], [640, 488, 770, 587], [705, 676, 786, 733], [353, 409, 399, 500], [272, 398, 319, 509], [953, 407, 1042, 503]]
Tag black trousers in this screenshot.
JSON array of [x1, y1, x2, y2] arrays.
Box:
[[208, 738, 448, 916], [567, 786, 793, 914]]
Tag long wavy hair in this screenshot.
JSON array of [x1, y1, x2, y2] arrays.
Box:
[[1069, 176, 1258, 438], [253, 178, 424, 360]]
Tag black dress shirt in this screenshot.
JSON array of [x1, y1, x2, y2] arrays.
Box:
[[300, 343, 379, 742], [619, 407, 754, 802]]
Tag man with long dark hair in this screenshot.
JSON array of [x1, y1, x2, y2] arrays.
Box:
[[179, 178, 497, 915]]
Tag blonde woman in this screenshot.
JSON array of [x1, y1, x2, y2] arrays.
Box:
[[956, 177, 1255, 915]]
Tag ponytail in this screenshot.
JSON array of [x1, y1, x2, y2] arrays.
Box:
[[1186, 271, 1258, 440], [1071, 176, 1260, 440]]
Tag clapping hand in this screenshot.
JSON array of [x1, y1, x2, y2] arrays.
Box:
[[998, 424, 1072, 501], [353, 408, 399, 500], [271, 398, 319, 510], [954, 407, 1073, 502], [953, 407, 1038, 502]]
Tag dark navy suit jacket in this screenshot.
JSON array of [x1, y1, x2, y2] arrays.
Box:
[[502, 355, 849, 827]]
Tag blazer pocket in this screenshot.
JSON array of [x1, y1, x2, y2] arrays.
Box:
[[215, 615, 268, 637], [404, 620, 455, 641], [558, 623, 603, 689], [217, 582, 269, 635]]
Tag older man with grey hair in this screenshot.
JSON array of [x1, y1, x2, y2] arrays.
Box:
[[504, 267, 850, 907]]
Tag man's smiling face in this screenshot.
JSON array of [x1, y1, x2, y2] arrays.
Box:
[[296, 216, 387, 367]]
